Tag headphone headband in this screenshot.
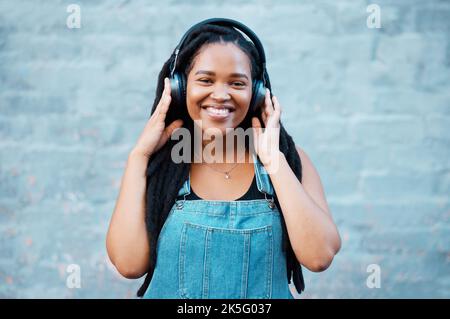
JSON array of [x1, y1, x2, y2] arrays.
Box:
[[170, 18, 267, 84]]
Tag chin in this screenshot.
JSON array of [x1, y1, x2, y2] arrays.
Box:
[[200, 122, 231, 137]]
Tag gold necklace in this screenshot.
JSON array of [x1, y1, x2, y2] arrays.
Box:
[[204, 162, 239, 179]]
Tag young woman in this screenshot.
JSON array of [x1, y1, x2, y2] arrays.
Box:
[[106, 18, 341, 299]]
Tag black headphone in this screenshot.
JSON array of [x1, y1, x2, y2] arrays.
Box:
[[168, 18, 269, 115]]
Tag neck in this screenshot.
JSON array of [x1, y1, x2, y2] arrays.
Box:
[[195, 132, 250, 164]]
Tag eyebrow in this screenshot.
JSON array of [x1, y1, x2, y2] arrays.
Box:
[[194, 70, 249, 80]]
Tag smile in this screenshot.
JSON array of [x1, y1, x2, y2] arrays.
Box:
[[201, 105, 235, 119]]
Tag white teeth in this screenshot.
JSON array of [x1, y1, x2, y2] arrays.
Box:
[[206, 107, 230, 115]]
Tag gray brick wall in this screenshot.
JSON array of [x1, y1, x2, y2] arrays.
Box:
[[0, 0, 449, 298]]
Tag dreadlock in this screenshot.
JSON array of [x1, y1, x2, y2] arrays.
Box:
[[137, 23, 305, 297]]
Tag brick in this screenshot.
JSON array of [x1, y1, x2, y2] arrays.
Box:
[[1, 0, 449, 299]]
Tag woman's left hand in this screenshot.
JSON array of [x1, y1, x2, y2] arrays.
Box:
[[252, 88, 282, 170]]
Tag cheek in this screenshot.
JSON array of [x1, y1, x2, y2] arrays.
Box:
[[236, 90, 253, 112], [187, 85, 206, 102], [186, 85, 207, 116]]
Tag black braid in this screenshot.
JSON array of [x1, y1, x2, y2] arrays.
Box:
[[137, 23, 304, 297]]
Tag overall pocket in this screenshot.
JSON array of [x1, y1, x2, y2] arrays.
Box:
[[179, 222, 273, 299]]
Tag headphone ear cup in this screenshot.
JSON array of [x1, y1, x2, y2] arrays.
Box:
[[170, 72, 186, 105], [251, 80, 266, 113], [179, 72, 187, 105]]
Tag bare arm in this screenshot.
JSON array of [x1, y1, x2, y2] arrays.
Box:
[[252, 90, 341, 272], [106, 149, 151, 278], [267, 147, 341, 272], [106, 77, 182, 278]]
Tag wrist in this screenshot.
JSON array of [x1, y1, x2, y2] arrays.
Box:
[[129, 147, 152, 162], [261, 151, 285, 174]]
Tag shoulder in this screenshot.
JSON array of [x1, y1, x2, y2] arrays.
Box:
[[295, 145, 315, 175]]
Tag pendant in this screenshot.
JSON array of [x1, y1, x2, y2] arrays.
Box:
[[225, 173, 230, 179]]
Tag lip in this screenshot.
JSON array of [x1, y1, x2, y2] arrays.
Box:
[[200, 104, 235, 121], [201, 104, 235, 111]]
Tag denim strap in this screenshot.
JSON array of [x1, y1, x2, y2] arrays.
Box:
[[177, 153, 274, 198], [177, 174, 191, 198], [252, 153, 274, 196]]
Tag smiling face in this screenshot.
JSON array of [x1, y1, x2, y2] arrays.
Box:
[[185, 42, 253, 135]]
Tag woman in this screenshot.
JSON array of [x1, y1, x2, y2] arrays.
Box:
[[106, 18, 341, 299]]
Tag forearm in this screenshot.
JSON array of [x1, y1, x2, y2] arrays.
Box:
[[106, 149, 151, 277], [266, 152, 340, 271]]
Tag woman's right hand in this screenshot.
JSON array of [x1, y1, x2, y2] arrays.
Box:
[[132, 77, 183, 158]]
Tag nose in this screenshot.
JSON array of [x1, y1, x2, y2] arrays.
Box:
[[210, 84, 230, 101]]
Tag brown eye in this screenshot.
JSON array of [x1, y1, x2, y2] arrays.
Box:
[[198, 79, 212, 83]]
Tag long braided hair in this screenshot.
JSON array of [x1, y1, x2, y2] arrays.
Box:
[[137, 23, 304, 297]]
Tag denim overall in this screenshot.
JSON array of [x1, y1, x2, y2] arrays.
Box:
[[143, 153, 294, 299]]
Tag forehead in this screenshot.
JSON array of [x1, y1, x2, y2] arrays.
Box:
[[190, 42, 251, 76]]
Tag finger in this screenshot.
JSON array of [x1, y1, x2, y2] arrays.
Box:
[[156, 79, 172, 122], [264, 88, 274, 117], [159, 93, 172, 115], [272, 96, 281, 116], [266, 108, 281, 128], [166, 76, 171, 97], [252, 117, 262, 144], [161, 77, 172, 108], [261, 109, 268, 126], [271, 96, 281, 123], [266, 108, 281, 129], [156, 77, 172, 113], [252, 117, 263, 135]]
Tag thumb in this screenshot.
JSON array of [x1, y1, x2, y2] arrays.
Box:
[[252, 117, 262, 146], [165, 119, 184, 138], [252, 117, 262, 131]]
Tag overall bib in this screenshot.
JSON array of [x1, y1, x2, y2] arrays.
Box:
[[143, 154, 294, 299]]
